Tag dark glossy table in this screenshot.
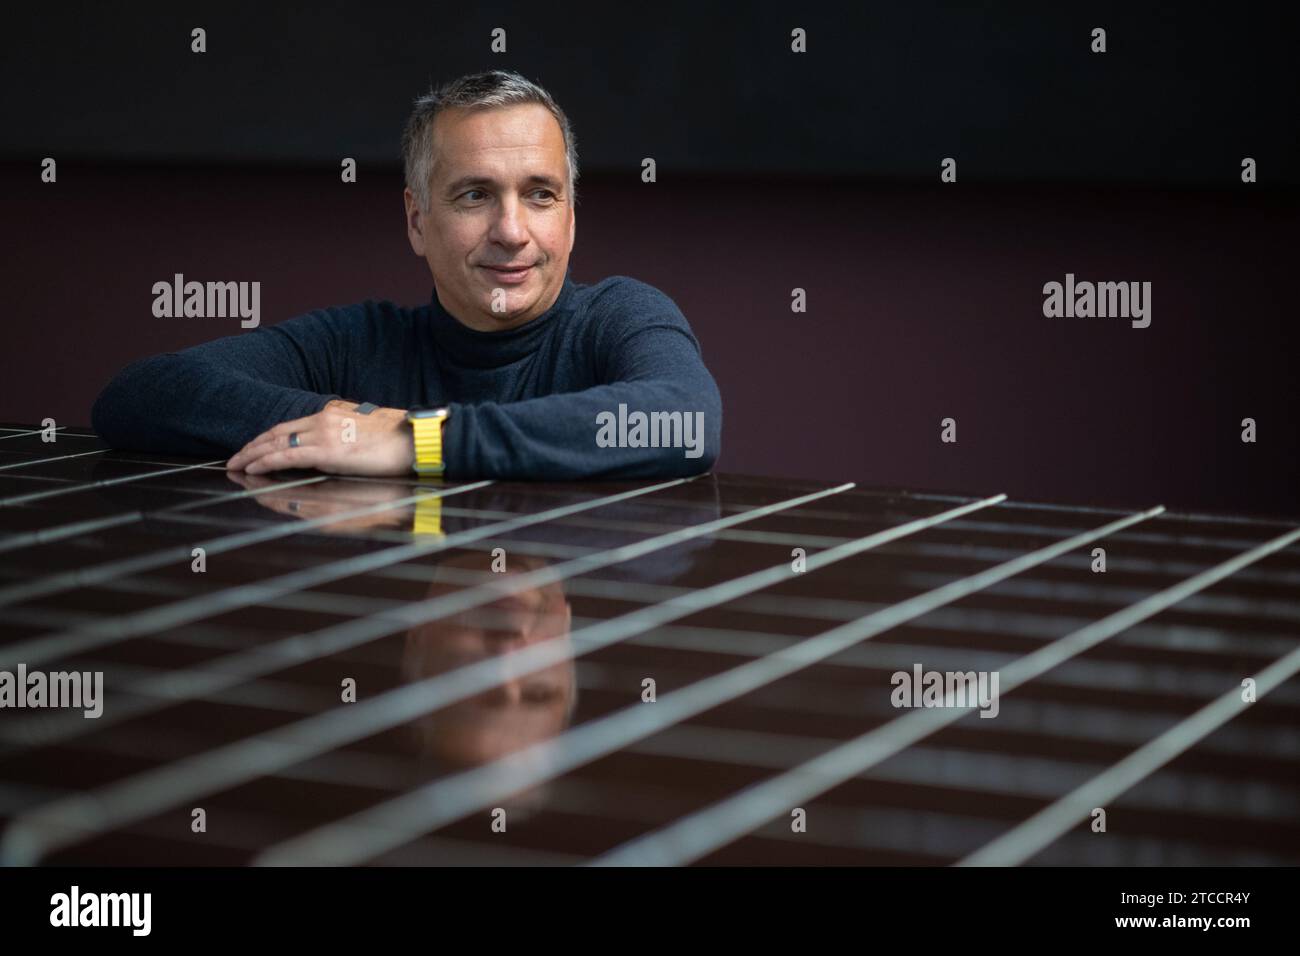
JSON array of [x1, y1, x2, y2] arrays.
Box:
[[1, 422, 1298, 866]]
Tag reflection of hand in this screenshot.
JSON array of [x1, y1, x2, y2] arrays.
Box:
[[226, 471, 412, 532], [226, 400, 414, 476]]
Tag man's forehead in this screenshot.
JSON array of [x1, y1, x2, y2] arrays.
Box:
[[430, 103, 565, 178]]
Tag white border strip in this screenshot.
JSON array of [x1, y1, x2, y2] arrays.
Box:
[[589, 522, 1300, 866]]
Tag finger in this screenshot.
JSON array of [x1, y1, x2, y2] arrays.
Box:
[[245, 445, 323, 475], [232, 435, 302, 472], [236, 437, 305, 472], [227, 437, 280, 470], [228, 433, 278, 469], [229, 430, 313, 470], [228, 411, 331, 469]]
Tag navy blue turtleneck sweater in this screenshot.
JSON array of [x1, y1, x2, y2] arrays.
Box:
[[91, 272, 722, 480]]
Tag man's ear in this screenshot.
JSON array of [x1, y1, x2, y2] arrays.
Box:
[[404, 188, 426, 257]]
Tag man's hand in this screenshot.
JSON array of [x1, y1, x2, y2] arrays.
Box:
[[226, 400, 414, 476]]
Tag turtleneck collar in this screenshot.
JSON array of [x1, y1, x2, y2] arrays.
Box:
[[427, 268, 577, 369]]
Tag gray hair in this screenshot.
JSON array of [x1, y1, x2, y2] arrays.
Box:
[[401, 69, 579, 212]]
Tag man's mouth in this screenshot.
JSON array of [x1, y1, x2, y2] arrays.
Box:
[[480, 264, 534, 284]]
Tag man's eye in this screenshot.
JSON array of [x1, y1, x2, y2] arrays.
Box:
[[460, 189, 487, 202], [523, 684, 561, 705], [532, 190, 556, 201]]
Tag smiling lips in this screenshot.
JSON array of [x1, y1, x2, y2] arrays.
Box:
[[481, 263, 534, 285]]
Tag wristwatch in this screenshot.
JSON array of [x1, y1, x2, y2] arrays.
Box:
[[406, 406, 450, 476]]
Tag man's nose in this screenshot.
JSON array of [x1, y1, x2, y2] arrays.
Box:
[[486, 678, 524, 706], [489, 196, 529, 245]]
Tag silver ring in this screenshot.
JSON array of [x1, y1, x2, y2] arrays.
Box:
[[288, 432, 300, 448]]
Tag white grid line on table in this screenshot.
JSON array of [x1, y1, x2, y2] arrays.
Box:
[[41, 527, 1288, 761], [5, 542, 1297, 677], [0, 427, 97, 439], [10, 629, 1294, 781], [957, 638, 1300, 866], [619, 722, 1300, 822], [2, 478, 728, 668], [71, 458, 229, 471], [55, 479, 1290, 555], [409, 553, 1300, 623], [0, 460, 669, 554], [450, 549, 1295, 588], [1, 764, 582, 864], [18, 576, 1297, 746], [890, 486, 1294, 528], [10, 593, 1297, 757], [0, 449, 109, 471], [137, 500, 862, 551], [5, 676, 1292, 865], [587, 522, 1300, 866], [249, 503, 1158, 865], [0, 460, 229, 508], [0, 481, 849, 758], [0, 475, 331, 555], [0, 484, 1007, 864], [9, 714, 1291, 865], [944, 520, 1273, 554], [0, 427, 68, 441], [0, 479, 494, 613], [121, 499, 1300, 586]]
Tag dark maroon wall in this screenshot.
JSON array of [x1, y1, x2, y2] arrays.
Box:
[[1, 162, 1295, 517]]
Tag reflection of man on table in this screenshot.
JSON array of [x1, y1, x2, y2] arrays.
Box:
[[222, 474, 722, 814], [403, 550, 576, 813]]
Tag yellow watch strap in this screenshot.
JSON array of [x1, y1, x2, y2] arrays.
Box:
[[412, 493, 443, 536], [410, 412, 446, 476]]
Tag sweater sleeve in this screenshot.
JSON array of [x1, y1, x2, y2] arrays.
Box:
[[91, 307, 359, 456], [443, 279, 723, 480]]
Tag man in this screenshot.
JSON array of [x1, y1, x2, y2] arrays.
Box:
[[92, 70, 721, 480]]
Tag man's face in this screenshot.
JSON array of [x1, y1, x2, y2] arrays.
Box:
[[403, 552, 576, 770], [404, 102, 576, 332]]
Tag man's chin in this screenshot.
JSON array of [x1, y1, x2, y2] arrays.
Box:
[[476, 284, 539, 324], [479, 301, 533, 326]]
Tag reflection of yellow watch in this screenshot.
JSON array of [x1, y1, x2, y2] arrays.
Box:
[[406, 406, 450, 476]]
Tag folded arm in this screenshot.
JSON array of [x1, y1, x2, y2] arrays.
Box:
[[92, 311, 348, 456]]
